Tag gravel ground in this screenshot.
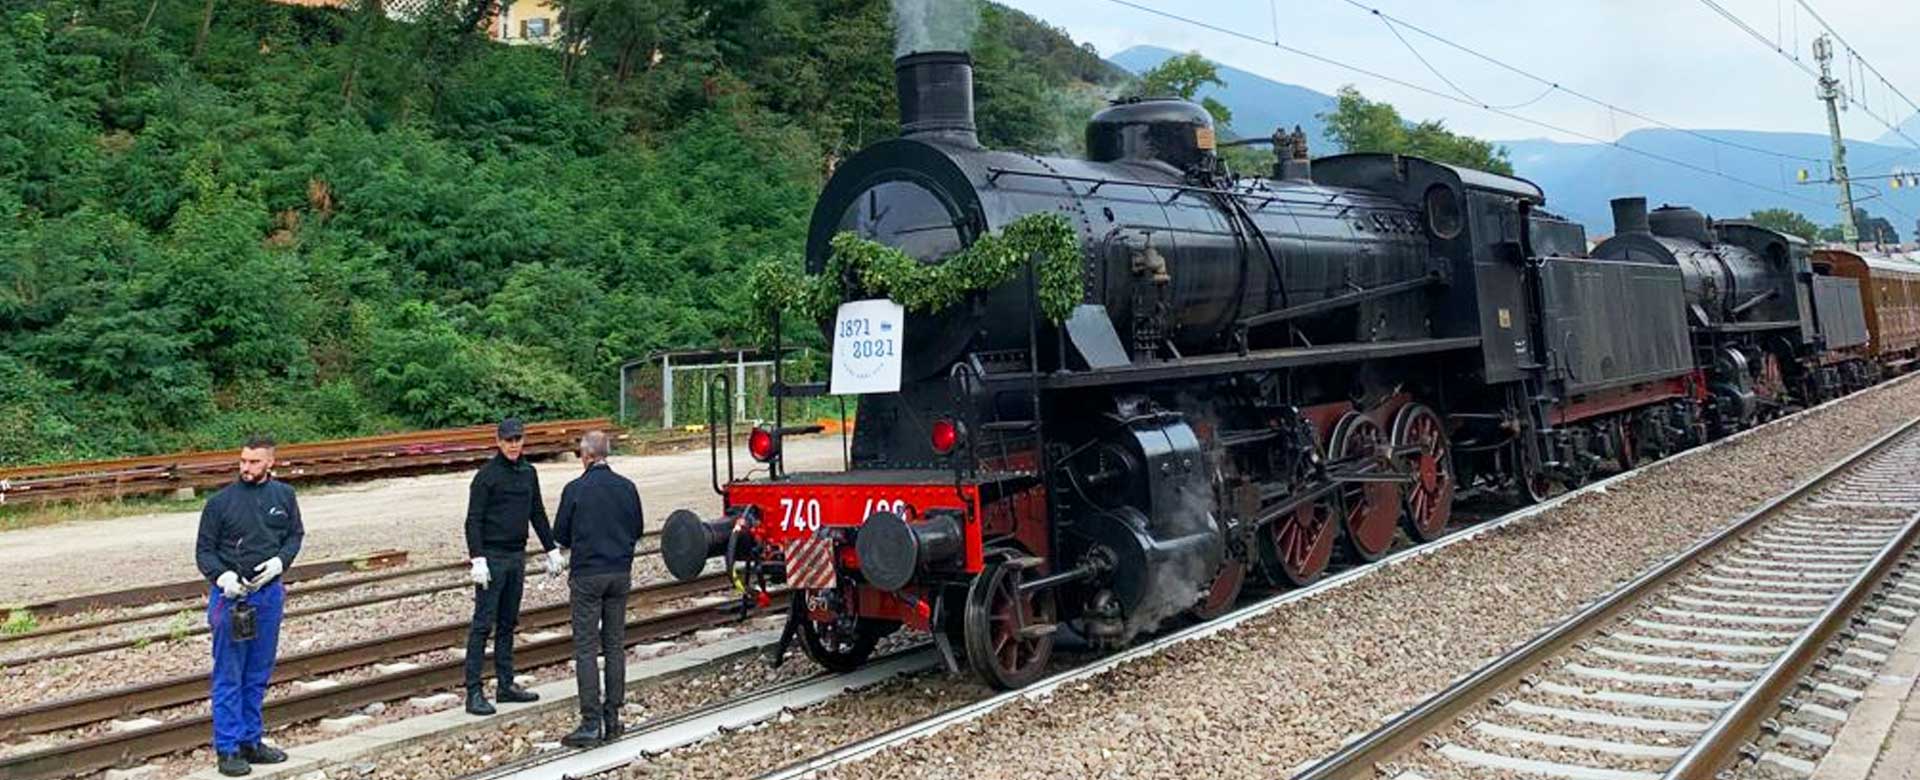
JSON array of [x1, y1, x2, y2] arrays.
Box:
[[0, 436, 846, 604], [706, 381, 1920, 780]]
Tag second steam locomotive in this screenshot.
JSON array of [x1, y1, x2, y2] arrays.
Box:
[[661, 50, 1916, 688]]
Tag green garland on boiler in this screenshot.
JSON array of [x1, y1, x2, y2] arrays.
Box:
[[748, 212, 1083, 327]]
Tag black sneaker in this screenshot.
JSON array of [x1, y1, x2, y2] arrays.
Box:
[[216, 752, 251, 777], [561, 719, 603, 748], [466, 689, 496, 716], [603, 717, 624, 739], [496, 683, 540, 703], [240, 741, 287, 764]]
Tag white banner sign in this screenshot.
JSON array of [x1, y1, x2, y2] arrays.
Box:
[[829, 299, 905, 395]]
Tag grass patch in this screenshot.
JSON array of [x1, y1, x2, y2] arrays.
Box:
[[166, 611, 194, 642], [2, 609, 37, 635]]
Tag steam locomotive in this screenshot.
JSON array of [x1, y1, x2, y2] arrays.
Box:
[[660, 51, 1912, 688]]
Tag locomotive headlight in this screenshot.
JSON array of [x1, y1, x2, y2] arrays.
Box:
[[748, 426, 778, 462], [930, 418, 966, 455]]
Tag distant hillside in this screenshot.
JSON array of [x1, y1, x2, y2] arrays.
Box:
[[1108, 45, 1335, 143], [1877, 111, 1920, 147], [1505, 129, 1920, 235]]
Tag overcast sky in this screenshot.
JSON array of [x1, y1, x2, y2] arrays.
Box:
[[998, 0, 1920, 146]]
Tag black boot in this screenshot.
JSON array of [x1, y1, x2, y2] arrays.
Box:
[[240, 741, 287, 764], [496, 683, 540, 703], [216, 752, 251, 777], [602, 713, 624, 740], [466, 689, 496, 716], [561, 719, 603, 748]]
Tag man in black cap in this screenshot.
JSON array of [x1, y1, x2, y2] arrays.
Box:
[[463, 417, 565, 715]]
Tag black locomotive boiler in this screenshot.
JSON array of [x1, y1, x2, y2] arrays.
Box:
[[659, 50, 1873, 688]]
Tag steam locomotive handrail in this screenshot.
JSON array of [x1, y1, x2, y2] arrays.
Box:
[[1238, 274, 1442, 331], [981, 167, 1420, 218], [707, 371, 735, 496], [1042, 336, 1482, 389]]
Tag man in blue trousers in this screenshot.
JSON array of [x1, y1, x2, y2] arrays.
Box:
[[194, 435, 303, 777]]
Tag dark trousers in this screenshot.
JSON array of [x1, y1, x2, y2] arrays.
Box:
[[569, 572, 630, 723], [465, 554, 526, 692], [208, 581, 284, 753]]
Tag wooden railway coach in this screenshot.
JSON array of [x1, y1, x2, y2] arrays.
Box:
[[1815, 247, 1920, 373]]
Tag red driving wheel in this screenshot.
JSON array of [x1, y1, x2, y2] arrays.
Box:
[[1259, 499, 1335, 587], [1391, 403, 1454, 543], [1332, 412, 1402, 561]]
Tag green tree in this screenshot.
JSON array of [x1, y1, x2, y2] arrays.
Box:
[[1135, 51, 1232, 130], [1820, 208, 1905, 244], [1749, 208, 1820, 242], [1319, 85, 1513, 175]]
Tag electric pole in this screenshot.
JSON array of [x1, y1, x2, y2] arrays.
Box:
[[1813, 35, 1859, 245]]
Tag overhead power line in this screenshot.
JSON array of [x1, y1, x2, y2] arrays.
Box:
[[1339, 0, 1827, 165], [1101, 0, 1829, 209], [1695, 0, 1920, 156], [1791, 0, 1920, 128]]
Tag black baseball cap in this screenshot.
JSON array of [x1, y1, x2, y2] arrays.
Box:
[[497, 418, 526, 439]]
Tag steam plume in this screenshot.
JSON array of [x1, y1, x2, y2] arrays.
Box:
[[891, 0, 981, 57]]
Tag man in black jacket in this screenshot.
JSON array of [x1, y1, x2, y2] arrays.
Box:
[[194, 435, 303, 777], [463, 417, 564, 716], [553, 429, 644, 747]]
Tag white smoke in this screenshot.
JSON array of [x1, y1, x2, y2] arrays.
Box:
[[891, 0, 981, 57]]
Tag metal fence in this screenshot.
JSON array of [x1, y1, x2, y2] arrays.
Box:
[[619, 349, 828, 430]]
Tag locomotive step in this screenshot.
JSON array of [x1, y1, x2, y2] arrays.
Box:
[[979, 420, 1038, 432]]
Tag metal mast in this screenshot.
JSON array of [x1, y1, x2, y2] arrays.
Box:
[[1813, 34, 1859, 244]]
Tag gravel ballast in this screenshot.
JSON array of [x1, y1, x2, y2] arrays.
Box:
[[716, 382, 1920, 780]]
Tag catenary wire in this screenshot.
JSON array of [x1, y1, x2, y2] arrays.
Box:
[[1696, 0, 1920, 156], [1104, 0, 1830, 208], [1339, 0, 1828, 165]]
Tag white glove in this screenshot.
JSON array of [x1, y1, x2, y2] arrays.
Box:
[[547, 549, 568, 578], [249, 556, 284, 589], [216, 571, 247, 600], [469, 557, 491, 588]]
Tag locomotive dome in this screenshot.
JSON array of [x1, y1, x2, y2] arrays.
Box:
[[1086, 97, 1217, 172]]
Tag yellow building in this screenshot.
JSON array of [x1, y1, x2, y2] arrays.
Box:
[[492, 0, 562, 46]]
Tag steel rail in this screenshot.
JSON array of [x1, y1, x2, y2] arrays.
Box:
[[3, 550, 409, 619], [750, 379, 1920, 780], [0, 574, 731, 738], [0, 598, 775, 780], [1665, 513, 1920, 778], [461, 645, 936, 780], [4, 539, 661, 654], [0, 419, 611, 505], [1284, 415, 1920, 780]]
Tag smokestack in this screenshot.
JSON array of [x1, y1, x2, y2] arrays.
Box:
[[1611, 196, 1651, 236], [894, 51, 978, 147]]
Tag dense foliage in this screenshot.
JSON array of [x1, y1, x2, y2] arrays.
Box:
[[1319, 85, 1515, 175], [1759, 207, 1904, 245], [1749, 208, 1822, 243], [0, 0, 1119, 464]]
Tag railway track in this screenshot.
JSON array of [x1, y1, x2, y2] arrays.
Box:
[[0, 418, 612, 506], [3, 538, 663, 661], [731, 419, 1920, 780], [0, 575, 751, 780], [1280, 417, 1920, 780]]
